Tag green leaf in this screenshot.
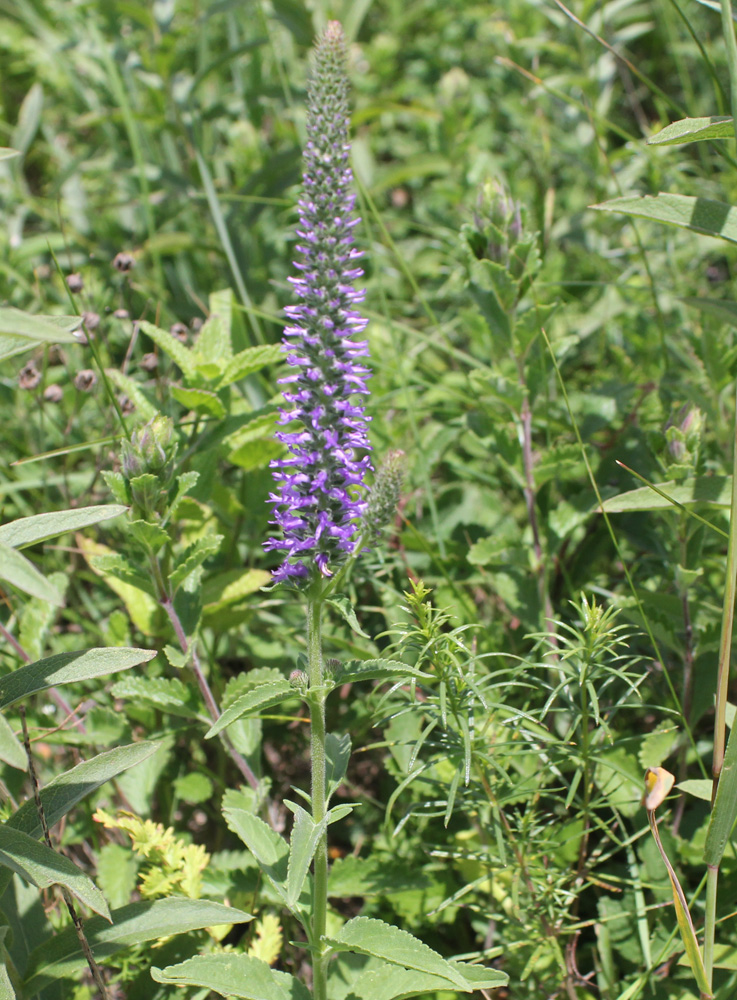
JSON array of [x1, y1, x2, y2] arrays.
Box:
[[326, 733, 351, 793], [206, 679, 294, 738], [194, 288, 235, 367], [592, 193, 737, 245], [0, 543, 65, 605], [346, 960, 508, 999], [0, 647, 156, 711], [0, 148, 19, 161], [0, 716, 26, 771], [89, 552, 158, 597], [126, 519, 170, 554], [705, 706, 737, 866], [171, 386, 226, 418], [151, 954, 311, 1000], [22, 898, 253, 993], [0, 505, 127, 549], [170, 534, 223, 591], [223, 807, 289, 907], [202, 568, 272, 615], [284, 801, 322, 908], [218, 344, 283, 387], [138, 320, 195, 378], [678, 779, 712, 802], [0, 827, 109, 919], [647, 116, 734, 145], [326, 596, 370, 639], [682, 296, 737, 325], [326, 916, 471, 989], [600, 477, 731, 512], [96, 843, 138, 909], [331, 660, 431, 686], [109, 677, 199, 718], [105, 369, 159, 421], [0, 309, 82, 344]]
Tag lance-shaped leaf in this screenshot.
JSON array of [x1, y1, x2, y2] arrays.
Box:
[[592, 193, 737, 245], [0, 828, 109, 919], [330, 659, 431, 686], [23, 898, 252, 993], [644, 769, 712, 998], [599, 477, 731, 512], [647, 116, 734, 145], [0, 544, 64, 605], [346, 961, 508, 999], [206, 679, 295, 738], [218, 344, 283, 387], [705, 709, 737, 868], [224, 807, 290, 908], [152, 954, 311, 1000], [0, 647, 156, 711], [0, 505, 127, 550], [0, 309, 82, 344], [284, 801, 324, 908]]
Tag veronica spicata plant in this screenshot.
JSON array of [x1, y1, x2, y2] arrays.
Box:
[[151, 22, 506, 1000]]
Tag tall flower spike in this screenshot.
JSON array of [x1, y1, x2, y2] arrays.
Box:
[[265, 21, 372, 585]]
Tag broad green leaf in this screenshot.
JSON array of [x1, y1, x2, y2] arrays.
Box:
[[126, 519, 170, 554], [8, 742, 161, 839], [0, 544, 64, 605], [151, 954, 310, 1000], [170, 534, 223, 591], [327, 917, 471, 989], [284, 801, 323, 908], [0, 335, 37, 363], [88, 552, 158, 597], [0, 827, 109, 919], [326, 733, 351, 792], [0, 505, 127, 549], [171, 386, 226, 418], [194, 288, 235, 366], [647, 116, 734, 145], [223, 807, 289, 906], [331, 660, 431, 686], [678, 779, 712, 801], [77, 537, 160, 634], [0, 309, 82, 344], [326, 596, 370, 638], [599, 477, 730, 512], [592, 193, 737, 245], [202, 568, 272, 615], [0, 647, 156, 711], [0, 716, 26, 771], [96, 843, 138, 909], [22, 898, 252, 993], [218, 344, 283, 387], [206, 679, 294, 738], [110, 677, 199, 718], [347, 960, 508, 999], [705, 706, 737, 866], [138, 320, 195, 378]]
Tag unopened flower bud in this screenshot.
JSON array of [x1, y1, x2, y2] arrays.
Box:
[[365, 450, 404, 542], [44, 384, 63, 403], [113, 251, 136, 273], [18, 362, 41, 390], [82, 311, 100, 332], [121, 414, 176, 482], [66, 273, 84, 293], [289, 670, 309, 691], [113, 308, 130, 320], [74, 369, 97, 392]]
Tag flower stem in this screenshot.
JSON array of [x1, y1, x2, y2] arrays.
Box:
[[307, 596, 329, 1000]]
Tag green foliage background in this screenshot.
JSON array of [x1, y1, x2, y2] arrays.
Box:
[[2, 0, 737, 997]]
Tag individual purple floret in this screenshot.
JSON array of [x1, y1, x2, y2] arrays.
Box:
[[265, 21, 372, 584]]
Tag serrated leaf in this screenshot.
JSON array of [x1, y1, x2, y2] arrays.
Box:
[[194, 288, 235, 367], [229, 437, 283, 471], [127, 519, 170, 553], [331, 660, 431, 686], [599, 477, 731, 512], [0, 827, 110, 919], [638, 723, 679, 769], [224, 807, 289, 907], [284, 801, 323, 908], [89, 552, 158, 597], [218, 344, 283, 387], [170, 534, 223, 591], [139, 320, 196, 378], [0, 309, 82, 344], [151, 954, 310, 1000], [77, 537, 160, 634], [105, 369, 158, 421], [202, 567, 271, 614], [347, 960, 507, 999], [0, 505, 127, 549], [0, 543, 64, 605], [326, 733, 351, 793], [110, 676, 199, 718], [97, 843, 138, 909], [171, 385, 226, 418], [22, 898, 253, 993], [592, 193, 737, 245], [327, 916, 472, 989], [326, 596, 370, 638], [647, 116, 734, 145], [206, 679, 294, 738], [0, 647, 156, 711]]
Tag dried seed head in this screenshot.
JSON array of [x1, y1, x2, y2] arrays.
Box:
[[170, 322, 188, 343], [82, 311, 100, 332], [113, 251, 136, 272], [113, 308, 130, 320], [74, 369, 97, 392], [140, 352, 159, 372], [119, 394, 135, 415], [66, 273, 84, 293], [43, 383, 63, 403], [18, 362, 41, 390]]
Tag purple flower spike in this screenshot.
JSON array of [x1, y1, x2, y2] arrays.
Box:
[[266, 21, 372, 585]]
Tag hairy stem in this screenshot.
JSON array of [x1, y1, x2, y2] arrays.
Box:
[[307, 597, 329, 1000]]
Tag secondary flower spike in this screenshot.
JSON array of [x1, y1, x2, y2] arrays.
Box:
[[265, 21, 372, 584]]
